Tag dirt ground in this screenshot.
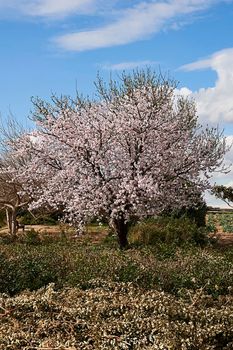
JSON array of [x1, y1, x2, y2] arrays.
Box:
[[209, 232, 233, 246], [30, 223, 233, 246], [0, 224, 110, 243], [209, 223, 233, 246], [0, 224, 62, 235], [0, 223, 233, 246]]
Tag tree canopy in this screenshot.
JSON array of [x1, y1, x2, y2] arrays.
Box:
[[8, 70, 228, 247]]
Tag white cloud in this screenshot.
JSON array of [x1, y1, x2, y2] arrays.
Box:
[[0, 1, 232, 48], [180, 48, 233, 123], [54, 0, 227, 51], [0, 0, 98, 18], [24, 0, 96, 17], [102, 60, 158, 71], [204, 135, 233, 208], [175, 87, 193, 98], [178, 50, 233, 207]]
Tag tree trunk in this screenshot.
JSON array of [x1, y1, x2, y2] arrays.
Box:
[[113, 216, 129, 249], [6, 207, 17, 238], [11, 208, 17, 238], [6, 208, 11, 233]]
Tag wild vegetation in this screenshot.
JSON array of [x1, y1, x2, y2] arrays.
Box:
[[1, 280, 232, 350], [0, 70, 232, 349], [0, 226, 232, 349]]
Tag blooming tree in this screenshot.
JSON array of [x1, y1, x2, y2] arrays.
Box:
[[10, 71, 228, 247]]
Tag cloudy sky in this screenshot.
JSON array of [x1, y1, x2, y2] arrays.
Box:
[[0, 0, 233, 206]]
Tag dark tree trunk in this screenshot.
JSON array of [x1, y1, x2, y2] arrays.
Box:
[[11, 209, 17, 238], [6, 208, 11, 233], [113, 216, 129, 249], [6, 207, 17, 239]]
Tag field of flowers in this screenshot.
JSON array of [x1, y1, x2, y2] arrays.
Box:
[[207, 212, 233, 233]]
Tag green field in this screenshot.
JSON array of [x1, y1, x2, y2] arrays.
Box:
[[207, 212, 233, 233]]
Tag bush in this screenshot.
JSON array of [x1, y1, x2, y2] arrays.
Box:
[[0, 241, 232, 298], [0, 282, 232, 350], [19, 229, 41, 245], [0, 245, 71, 295], [162, 199, 207, 227], [129, 216, 208, 247]]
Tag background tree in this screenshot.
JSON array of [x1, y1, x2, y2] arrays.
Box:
[[10, 70, 228, 248], [0, 169, 28, 237], [212, 185, 233, 207], [0, 117, 29, 237]]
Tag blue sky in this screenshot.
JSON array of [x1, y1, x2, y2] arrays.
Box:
[[1, 0, 233, 206]]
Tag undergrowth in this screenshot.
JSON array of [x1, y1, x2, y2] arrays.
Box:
[[0, 240, 232, 298]]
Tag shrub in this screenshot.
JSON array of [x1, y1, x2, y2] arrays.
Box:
[[0, 282, 232, 350], [20, 229, 41, 245], [0, 241, 232, 298], [164, 199, 207, 227], [0, 245, 71, 295], [129, 216, 208, 247]]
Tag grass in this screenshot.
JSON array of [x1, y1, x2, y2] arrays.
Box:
[[0, 236, 232, 297]]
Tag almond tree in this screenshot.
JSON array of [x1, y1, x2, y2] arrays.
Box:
[[10, 71, 228, 248]]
